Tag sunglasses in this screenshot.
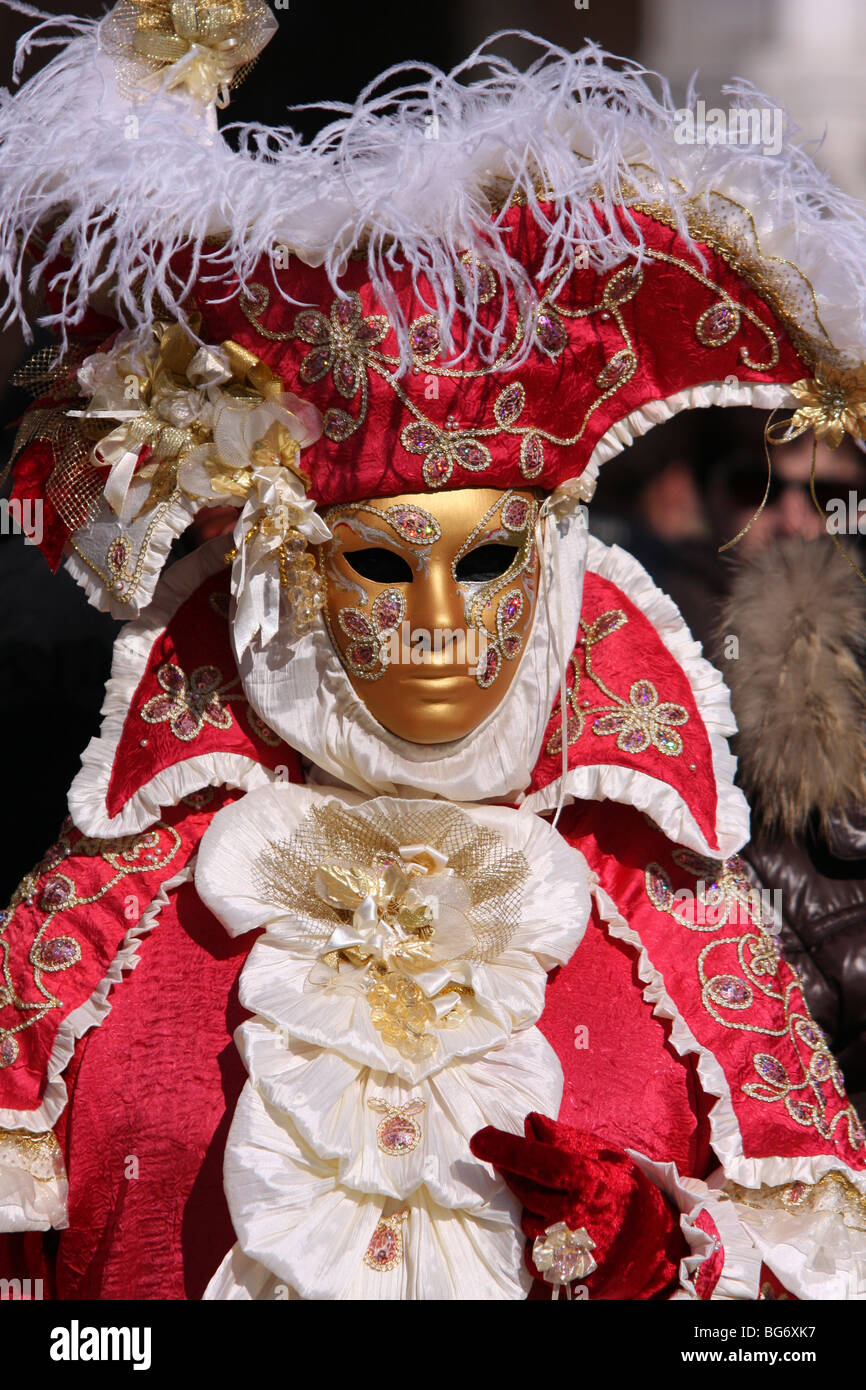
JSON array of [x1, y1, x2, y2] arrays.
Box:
[[723, 466, 857, 512]]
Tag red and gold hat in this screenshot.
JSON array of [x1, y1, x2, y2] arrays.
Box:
[[4, 2, 866, 628]]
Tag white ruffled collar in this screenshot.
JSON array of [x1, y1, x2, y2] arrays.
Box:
[[236, 506, 587, 805]]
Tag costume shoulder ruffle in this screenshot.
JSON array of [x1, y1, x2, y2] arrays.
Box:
[[67, 540, 304, 837], [525, 535, 749, 857]]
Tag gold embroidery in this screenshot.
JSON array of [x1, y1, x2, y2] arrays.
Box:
[[239, 238, 783, 494], [725, 1170, 866, 1233], [545, 607, 689, 758], [644, 852, 864, 1153], [0, 823, 183, 1067], [140, 660, 242, 739], [0, 1127, 64, 1182]]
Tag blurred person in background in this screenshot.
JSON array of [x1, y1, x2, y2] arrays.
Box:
[[596, 405, 866, 1118]]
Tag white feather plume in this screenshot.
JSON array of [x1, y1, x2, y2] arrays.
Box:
[[2, 5, 866, 368]]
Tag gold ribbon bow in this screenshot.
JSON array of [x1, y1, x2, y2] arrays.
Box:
[[124, 0, 277, 108]]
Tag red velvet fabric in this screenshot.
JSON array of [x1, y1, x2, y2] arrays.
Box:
[[54, 879, 250, 1299], [471, 1113, 686, 1299], [693, 1208, 725, 1299], [9, 439, 68, 571], [540, 904, 713, 1177]]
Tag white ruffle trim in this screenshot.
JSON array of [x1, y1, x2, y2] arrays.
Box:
[[0, 1154, 68, 1235], [0, 865, 194, 1139], [197, 785, 591, 1298], [67, 538, 285, 838], [632, 1155, 866, 1300], [593, 880, 866, 1195], [523, 534, 751, 858], [588, 380, 792, 478]]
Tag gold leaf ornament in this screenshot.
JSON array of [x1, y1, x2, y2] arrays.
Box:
[[783, 363, 866, 449]]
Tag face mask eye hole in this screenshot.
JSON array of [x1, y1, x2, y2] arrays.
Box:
[[455, 543, 519, 584], [344, 547, 414, 583]]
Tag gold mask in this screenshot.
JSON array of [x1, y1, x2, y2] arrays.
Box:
[[317, 487, 541, 743]]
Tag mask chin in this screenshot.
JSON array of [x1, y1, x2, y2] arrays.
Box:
[[318, 488, 541, 743]]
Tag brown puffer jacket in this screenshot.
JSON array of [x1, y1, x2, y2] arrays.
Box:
[[719, 538, 866, 1121]]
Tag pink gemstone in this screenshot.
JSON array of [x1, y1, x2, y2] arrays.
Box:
[[174, 709, 201, 739], [374, 594, 402, 631], [0, 1036, 18, 1067], [701, 303, 738, 342], [537, 310, 566, 355], [633, 682, 653, 705], [323, 409, 356, 441], [365, 1225, 399, 1266], [341, 610, 372, 637], [594, 612, 620, 636], [502, 634, 522, 658], [379, 1115, 418, 1153], [648, 869, 673, 910], [295, 310, 327, 343], [107, 540, 128, 571], [388, 507, 439, 544], [190, 666, 219, 692], [423, 451, 452, 486], [356, 318, 386, 345], [160, 665, 185, 693], [520, 434, 544, 479], [403, 424, 438, 454], [39, 877, 71, 910], [144, 695, 174, 721], [811, 1053, 831, 1080], [410, 321, 440, 356], [335, 359, 359, 396], [496, 384, 525, 425], [455, 440, 488, 470], [480, 649, 500, 685], [498, 593, 522, 626], [349, 642, 377, 668], [596, 353, 635, 390], [621, 728, 645, 751], [37, 937, 78, 969], [502, 498, 529, 531], [756, 1055, 787, 1086], [333, 297, 358, 327], [300, 348, 332, 382], [712, 975, 750, 1004]]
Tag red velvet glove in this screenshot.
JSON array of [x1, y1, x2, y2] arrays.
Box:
[[471, 1113, 687, 1299]]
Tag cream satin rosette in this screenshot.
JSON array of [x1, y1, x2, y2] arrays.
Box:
[[195, 783, 591, 1300]]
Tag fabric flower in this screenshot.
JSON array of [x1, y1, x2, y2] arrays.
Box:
[[787, 364, 866, 449]]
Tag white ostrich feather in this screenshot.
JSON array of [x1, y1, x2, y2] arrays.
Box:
[[2, 3, 866, 368]]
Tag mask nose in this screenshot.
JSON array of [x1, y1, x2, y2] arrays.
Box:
[[406, 556, 469, 657]]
